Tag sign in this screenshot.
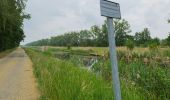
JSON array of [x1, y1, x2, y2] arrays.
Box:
[[100, 0, 121, 19], [100, 0, 122, 100]]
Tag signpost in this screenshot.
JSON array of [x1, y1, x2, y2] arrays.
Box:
[[100, 0, 122, 100]]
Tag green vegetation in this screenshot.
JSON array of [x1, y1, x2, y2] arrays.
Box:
[[0, 48, 15, 58], [93, 55, 170, 99], [26, 19, 132, 47], [25, 48, 156, 100], [163, 34, 170, 46], [26, 48, 115, 99], [134, 28, 151, 47], [126, 39, 134, 51], [93, 47, 170, 99], [29, 46, 170, 99], [0, 0, 30, 52], [26, 20, 170, 48]]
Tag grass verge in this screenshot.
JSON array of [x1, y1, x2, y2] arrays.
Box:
[[0, 48, 15, 58], [25, 48, 152, 100]]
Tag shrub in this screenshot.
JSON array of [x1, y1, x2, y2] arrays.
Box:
[[67, 44, 72, 50], [126, 39, 135, 51]]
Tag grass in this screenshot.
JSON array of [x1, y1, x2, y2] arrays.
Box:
[[92, 51, 170, 99], [118, 60, 170, 99], [45, 46, 170, 99], [25, 48, 114, 100], [46, 46, 170, 56], [0, 48, 15, 58], [25, 48, 150, 100]]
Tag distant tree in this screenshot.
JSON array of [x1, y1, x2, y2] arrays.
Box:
[[70, 32, 80, 46], [126, 39, 134, 51], [90, 22, 108, 47], [91, 25, 101, 46], [166, 34, 170, 46], [126, 35, 134, 41], [100, 21, 109, 47], [148, 38, 160, 52], [150, 38, 160, 46], [114, 19, 131, 46], [162, 19, 170, 46], [78, 30, 93, 46], [92, 19, 131, 47], [168, 19, 170, 46], [26, 19, 132, 47], [134, 28, 151, 47]]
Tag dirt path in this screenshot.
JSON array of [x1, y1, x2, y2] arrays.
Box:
[[0, 48, 39, 100]]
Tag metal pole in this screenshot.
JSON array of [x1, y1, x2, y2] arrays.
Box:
[[107, 17, 122, 100]]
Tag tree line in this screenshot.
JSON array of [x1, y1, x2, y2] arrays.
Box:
[[26, 19, 170, 47], [0, 0, 30, 52]]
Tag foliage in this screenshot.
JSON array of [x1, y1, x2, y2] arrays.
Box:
[[148, 38, 160, 52], [25, 48, 149, 100], [149, 43, 159, 52], [161, 34, 170, 47], [92, 50, 170, 99], [166, 34, 170, 46], [150, 38, 160, 45], [134, 28, 152, 47], [67, 44, 72, 50], [126, 39, 135, 51], [0, 0, 29, 51], [168, 19, 170, 23], [26, 21, 170, 47], [26, 19, 131, 47], [48, 47, 170, 99], [114, 19, 131, 46], [25, 48, 113, 99], [25, 17, 170, 47]]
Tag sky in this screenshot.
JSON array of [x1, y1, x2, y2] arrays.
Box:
[[22, 0, 170, 44]]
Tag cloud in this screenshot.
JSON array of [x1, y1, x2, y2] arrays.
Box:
[[119, 0, 170, 37], [22, 0, 170, 44]]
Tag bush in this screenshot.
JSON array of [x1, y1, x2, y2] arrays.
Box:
[[126, 40, 135, 51], [67, 44, 72, 50], [149, 43, 159, 52]]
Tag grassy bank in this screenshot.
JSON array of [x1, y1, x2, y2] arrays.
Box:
[[25, 48, 150, 100], [0, 48, 15, 58]]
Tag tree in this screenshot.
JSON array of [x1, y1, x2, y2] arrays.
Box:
[[134, 28, 151, 47], [0, 0, 29, 51], [100, 21, 109, 47], [168, 19, 170, 46], [126, 39, 134, 51], [168, 19, 170, 23], [91, 25, 101, 46], [150, 38, 160, 46], [26, 19, 132, 47], [166, 34, 170, 46], [114, 19, 131, 46], [148, 38, 160, 52], [79, 30, 93, 46]]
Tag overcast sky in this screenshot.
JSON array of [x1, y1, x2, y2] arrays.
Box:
[[22, 0, 170, 44]]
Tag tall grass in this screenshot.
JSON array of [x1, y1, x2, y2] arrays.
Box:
[[25, 48, 148, 100], [25, 49, 113, 99], [92, 54, 170, 99]]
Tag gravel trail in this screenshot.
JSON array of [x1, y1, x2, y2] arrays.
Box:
[[0, 48, 39, 100]]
